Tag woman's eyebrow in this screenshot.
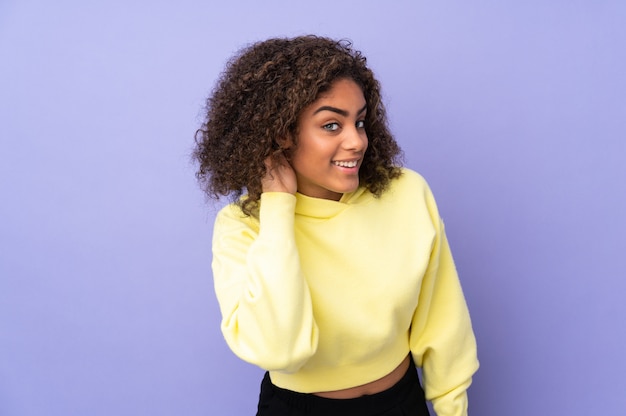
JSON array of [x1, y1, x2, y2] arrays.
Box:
[[313, 106, 348, 116], [313, 103, 368, 117]]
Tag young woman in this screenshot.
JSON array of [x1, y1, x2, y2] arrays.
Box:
[[194, 35, 478, 416]]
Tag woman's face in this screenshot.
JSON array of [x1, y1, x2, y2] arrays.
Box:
[[290, 78, 369, 201]]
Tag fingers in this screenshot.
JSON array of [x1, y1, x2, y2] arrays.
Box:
[[262, 153, 297, 194]]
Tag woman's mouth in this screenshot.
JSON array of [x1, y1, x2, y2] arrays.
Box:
[[332, 160, 358, 168]]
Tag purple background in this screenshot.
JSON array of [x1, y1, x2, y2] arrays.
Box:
[[1, 1, 625, 415]]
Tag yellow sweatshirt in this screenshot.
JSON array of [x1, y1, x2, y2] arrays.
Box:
[[211, 168, 478, 416]]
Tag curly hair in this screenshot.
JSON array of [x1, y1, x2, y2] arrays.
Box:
[[194, 35, 403, 216]]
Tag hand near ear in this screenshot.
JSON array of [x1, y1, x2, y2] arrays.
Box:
[[261, 153, 297, 195]]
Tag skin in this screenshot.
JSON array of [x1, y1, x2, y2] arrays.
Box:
[[262, 78, 368, 200], [262, 78, 411, 398], [314, 355, 410, 399]]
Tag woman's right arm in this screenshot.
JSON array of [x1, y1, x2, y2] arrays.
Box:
[[211, 157, 319, 373]]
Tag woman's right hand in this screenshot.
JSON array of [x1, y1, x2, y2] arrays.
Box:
[[261, 153, 297, 195]]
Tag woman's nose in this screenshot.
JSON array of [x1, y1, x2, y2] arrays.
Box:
[[343, 126, 367, 151]]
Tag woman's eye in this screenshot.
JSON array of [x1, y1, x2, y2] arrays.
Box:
[[356, 120, 365, 129], [323, 122, 340, 131]]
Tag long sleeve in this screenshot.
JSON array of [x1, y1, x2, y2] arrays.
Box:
[[211, 192, 319, 373], [409, 190, 479, 416]]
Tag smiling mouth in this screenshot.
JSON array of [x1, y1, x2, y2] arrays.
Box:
[[332, 160, 358, 168]]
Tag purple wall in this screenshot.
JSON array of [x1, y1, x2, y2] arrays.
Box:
[[1, 1, 625, 415]]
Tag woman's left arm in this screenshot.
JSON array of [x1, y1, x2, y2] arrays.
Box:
[[409, 187, 479, 416]]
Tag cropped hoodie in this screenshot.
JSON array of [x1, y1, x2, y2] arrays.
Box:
[[211, 168, 479, 416]]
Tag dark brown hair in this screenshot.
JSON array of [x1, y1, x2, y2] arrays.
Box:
[[194, 35, 402, 215]]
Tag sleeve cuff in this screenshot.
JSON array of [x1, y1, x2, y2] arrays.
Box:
[[259, 192, 297, 238]]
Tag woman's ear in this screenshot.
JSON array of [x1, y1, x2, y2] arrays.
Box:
[[275, 135, 296, 163], [277, 135, 295, 150]]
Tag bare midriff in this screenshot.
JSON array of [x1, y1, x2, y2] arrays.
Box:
[[312, 354, 411, 399]]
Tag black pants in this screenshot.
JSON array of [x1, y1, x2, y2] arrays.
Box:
[[256, 361, 430, 416]]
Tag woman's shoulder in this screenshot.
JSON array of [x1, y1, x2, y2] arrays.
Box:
[[389, 167, 432, 195], [215, 198, 259, 228]]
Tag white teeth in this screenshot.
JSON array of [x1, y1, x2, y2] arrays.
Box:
[[333, 160, 358, 168]]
